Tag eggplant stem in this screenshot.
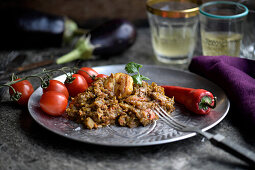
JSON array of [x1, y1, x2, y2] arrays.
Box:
[[56, 49, 81, 64], [63, 18, 87, 44], [73, 28, 88, 35], [56, 36, 95, 64]]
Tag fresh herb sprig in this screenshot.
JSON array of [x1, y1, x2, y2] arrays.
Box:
[[125, 62, 150, 85]]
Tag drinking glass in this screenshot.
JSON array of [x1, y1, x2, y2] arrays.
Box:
[[199, 1, 248, 57], [146, 0, 199, 64], [239, 0, 255, 60]]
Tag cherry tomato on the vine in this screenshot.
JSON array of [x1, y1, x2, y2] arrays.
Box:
[[96, 74, 108, 78], [43, 80, 69, 99], [65, 74, 88, 97], [39, 91, 68, 116], [77, 67, 98, 85], [9, 79, 34, 105]]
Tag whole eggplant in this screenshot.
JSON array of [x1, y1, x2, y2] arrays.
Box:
[[56, 19, 137, 64], [0, 8, 82, 50], [90, 19, 137, 56]]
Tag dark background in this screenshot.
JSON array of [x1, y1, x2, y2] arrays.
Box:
[[1, 0, 254, 28]]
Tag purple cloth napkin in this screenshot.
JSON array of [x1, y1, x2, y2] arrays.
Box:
[[189, 56, 255, 126]]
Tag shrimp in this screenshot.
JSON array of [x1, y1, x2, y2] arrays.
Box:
[[104, 73, 133, 98]]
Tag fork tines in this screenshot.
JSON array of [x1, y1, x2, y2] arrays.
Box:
[[154, 106, 186, 131]]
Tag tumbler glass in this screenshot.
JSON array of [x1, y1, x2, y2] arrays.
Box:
[[146, 0, 199, 64], [240, 3, 255, 60], [199, 1, 248, 57]]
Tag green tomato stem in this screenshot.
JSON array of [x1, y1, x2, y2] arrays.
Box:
[[0, 84, 16, 94], [0, 67, 74, 88]]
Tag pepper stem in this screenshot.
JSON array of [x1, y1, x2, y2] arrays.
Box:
[[204, 96, 217, 109], [199, 96, 217, 110]]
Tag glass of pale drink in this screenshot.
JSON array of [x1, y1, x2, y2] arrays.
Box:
[[199, 1, 248, 57], [146, 0, 199, 65]]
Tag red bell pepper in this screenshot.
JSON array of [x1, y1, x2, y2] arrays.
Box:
[[162, 86, 216, 115]]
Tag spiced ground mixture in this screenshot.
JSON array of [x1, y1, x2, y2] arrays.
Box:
[[66, 73, 174, 129]]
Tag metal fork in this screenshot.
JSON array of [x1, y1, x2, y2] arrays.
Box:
[[154, 106, 255, 167]]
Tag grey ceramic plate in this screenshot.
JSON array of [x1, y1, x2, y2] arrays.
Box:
[[28, 65, 230, 147]]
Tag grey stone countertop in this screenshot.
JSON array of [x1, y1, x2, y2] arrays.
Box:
[[0, 28, 254, 170]]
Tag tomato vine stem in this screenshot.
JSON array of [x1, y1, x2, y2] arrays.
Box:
[[0, 67, 77, 89]]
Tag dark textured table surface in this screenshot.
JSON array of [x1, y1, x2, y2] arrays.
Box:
[[0, 28, 254, 170]]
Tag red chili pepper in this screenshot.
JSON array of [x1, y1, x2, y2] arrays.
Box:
[[161, 86, 216, 115]]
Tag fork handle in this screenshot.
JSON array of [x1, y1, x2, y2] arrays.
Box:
[[210, 134, 255, 167]]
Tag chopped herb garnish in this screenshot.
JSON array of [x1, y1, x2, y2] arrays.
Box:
[[125, 62, 150, 85]]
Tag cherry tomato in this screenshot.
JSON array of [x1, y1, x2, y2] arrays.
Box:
[[65, 74, 88, 97], [40, 91, 68, 116], [96, 74, 108, 78], [43, 80, 69, 99], [77, 67, 98, 85], [9, 79, 34, 105]]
